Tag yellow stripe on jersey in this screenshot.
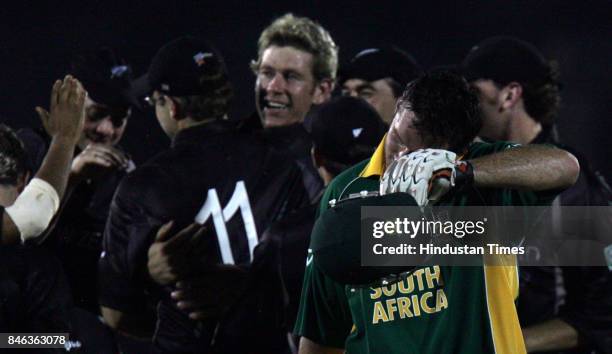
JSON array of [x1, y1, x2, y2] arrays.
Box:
[[359, 136, 386, 178], [359, 137, 525, 353], [511, 264, 519, 300], [483, 255, 526, 354]]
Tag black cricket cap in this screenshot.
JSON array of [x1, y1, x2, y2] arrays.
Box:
[[133, 36, 228, 98], [310, 96, 387, 166], [338, 46, 422, 89], [461, 36, 552, 86], [69, 47, 138, 110]]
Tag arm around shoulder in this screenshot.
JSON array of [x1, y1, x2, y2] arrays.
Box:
[[470, 144, 579, 191]]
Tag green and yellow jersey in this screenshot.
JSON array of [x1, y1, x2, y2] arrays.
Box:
[[295, 139, 557, 354]]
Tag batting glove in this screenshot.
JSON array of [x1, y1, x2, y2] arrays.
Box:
[[380, 149, 472, 206]]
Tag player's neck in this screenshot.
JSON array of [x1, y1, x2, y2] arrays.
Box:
[[507, 111, 542, 145], [318, 167, 335, 186], [177, 117, 219, 132]]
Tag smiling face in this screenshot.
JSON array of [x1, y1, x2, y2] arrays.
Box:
[[255, 45, 325, 128], [78, 97, 129, 148], [342, 78, 398, 125]]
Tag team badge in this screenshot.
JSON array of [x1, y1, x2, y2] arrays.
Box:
[[193, 52, 213, 67]]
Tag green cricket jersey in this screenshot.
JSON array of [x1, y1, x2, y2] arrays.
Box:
[[295, 138, 557, 354]]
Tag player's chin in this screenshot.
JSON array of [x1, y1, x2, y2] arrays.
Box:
[[262, 110, 299, 128], [85, 135, 114, 147]]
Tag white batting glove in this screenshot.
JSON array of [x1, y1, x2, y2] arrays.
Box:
[[380, 149, 457, 206]]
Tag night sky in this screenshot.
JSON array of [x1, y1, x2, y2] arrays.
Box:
[[1, 0, 610, 180]]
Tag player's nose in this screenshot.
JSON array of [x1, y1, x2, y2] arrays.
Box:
[[95, 117, 115, 136], [266, 73, 286, 93]]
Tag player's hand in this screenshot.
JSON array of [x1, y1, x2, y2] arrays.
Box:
[[380, 149, 457, 206], [71, 143, 130, 181], [147, 221, 209, 286], [171, 265, 249, 321], [36, 75, 86, 145]]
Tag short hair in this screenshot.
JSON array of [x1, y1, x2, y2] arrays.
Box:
[[252, 13, 338, 81], [398, 71, 482, 153], [0, 124, 27, 186], [173, 67, 234, 121], [517, 61, 561, 126], [385, 78, 404, 98]]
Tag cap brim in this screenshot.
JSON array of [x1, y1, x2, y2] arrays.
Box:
[[130, 73, 152, 100], [338, 66, 386, 85]]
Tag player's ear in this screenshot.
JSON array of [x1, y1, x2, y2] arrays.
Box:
[[167, 97, 182, 120], [312, 78, 334, 105], [311, 146, 324, 169], [501, 82, 523, 110]]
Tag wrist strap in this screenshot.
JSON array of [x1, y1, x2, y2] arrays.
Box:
[[453, 160, 474, 188]]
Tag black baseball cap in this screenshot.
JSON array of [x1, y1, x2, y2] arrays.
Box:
[[69, 47, 137, 110], [310, 96, 387, 165], [461, 36, 552, 86], [133, 36, 228, 98], [338, 46, 422, 89]]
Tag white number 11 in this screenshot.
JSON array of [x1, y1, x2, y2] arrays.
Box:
[[194, 181, 258, 264]]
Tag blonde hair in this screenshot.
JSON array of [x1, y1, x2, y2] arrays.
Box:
[[252, 13, 338, 81]]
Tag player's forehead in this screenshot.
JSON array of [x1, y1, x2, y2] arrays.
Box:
[[471, 79, 498, 98], [342, 78, 368, 90], [370, 78, 395, 94], [260, 45, 315, 77], [392, 106, 416, 134], [84, 98, 109, 116], [84, 96, 130, 124]]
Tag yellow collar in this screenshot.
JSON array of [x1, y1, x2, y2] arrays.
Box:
[[359, 135, 386, 178], [359, 135, 469, 179]]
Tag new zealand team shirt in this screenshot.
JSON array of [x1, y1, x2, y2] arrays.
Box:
[[99, 121, 309, 353], [295, 139, 559, 354]]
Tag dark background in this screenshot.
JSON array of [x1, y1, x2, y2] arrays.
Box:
[[1, 1, 610, 180]]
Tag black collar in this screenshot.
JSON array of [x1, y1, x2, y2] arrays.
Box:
[[259, 123, 311, 157], [172, 120, 237, 148], [531, 125, 559, 144]]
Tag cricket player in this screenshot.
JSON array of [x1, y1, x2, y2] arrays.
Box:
[[295, 71, 580, 354]]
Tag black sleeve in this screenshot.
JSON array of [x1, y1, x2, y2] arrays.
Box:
[[558, 267, 612, 353], [99, 171, 161, 314], [98, 253, 148, 314], [21, 247, 74, 333]]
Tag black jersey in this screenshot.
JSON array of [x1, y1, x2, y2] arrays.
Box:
[[99, 120, 309, 353], [517, 127, 612, 354], [17, 127, 130, 313], [256, 123, 324, 203]]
